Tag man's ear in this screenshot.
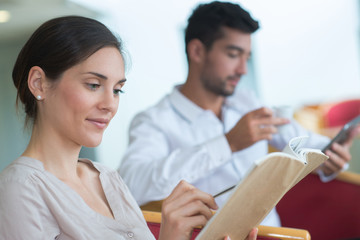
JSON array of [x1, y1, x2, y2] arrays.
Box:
[[187, 39, 206, 64], [27, 66, 47, 100]]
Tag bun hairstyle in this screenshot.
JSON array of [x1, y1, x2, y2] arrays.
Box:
[[12, 16, 122, 126]]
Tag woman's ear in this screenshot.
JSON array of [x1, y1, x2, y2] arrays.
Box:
[[28, 66, 47, 101], [187, 39, 206, 64]]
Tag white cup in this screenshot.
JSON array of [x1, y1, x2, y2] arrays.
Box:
[[272, 106, 293, 135]]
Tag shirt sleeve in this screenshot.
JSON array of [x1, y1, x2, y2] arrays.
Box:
[[316, 163, 349, 182], [118, 113, 232, 205], [0, 178, 56, 240], [269, 120, 331, 151]]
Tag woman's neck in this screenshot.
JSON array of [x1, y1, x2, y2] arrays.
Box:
[[22, 123, 82, 180]]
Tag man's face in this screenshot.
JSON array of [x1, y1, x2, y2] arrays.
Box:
[[199, 27, 252, 96]]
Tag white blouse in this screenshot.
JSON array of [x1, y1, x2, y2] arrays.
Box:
[[0, 157, 155, 240]]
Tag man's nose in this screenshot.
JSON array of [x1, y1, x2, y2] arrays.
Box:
[[236, 57, 248, 75]]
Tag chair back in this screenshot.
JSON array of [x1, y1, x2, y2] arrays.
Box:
[[276, 172, 360, 240], [323, 99, 360, 127]]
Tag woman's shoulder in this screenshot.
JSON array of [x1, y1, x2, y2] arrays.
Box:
[[0, 157, 47, 208], [0, 157, 56, 239], [0, 156, 45, 184]]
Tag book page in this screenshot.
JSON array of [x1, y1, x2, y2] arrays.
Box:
[[282, 136, 309, 160], [282, 136, 328, 186], [291, 151, 328, 186], [196, 154, 306, 240]]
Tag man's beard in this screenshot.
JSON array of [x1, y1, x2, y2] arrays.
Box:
[[200, 75, 238, 97]]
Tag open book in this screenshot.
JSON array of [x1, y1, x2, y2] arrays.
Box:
[[196, 136, 328, 240]]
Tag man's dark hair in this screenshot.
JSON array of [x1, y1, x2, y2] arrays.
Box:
[[185, 1, 259, 56]]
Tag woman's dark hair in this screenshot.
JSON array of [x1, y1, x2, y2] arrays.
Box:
[[12, 15, 123, 126], [185, 1, 259, 57]]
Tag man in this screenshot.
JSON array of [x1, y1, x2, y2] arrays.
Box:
[[119, 1, 357, 226]]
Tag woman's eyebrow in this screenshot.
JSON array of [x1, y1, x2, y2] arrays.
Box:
[[85, 72, 126, 83], [86, 71, 108, 80]]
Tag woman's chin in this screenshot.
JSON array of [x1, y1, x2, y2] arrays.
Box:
[[81, 138, 102, 148]]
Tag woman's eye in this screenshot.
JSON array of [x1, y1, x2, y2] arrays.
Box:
[[87, 83, 100, 91], [114, 89, 125, 95]]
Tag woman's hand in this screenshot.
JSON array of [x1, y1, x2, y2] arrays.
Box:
[[246, 228, 258, 240], [158, 181, 259, 240], [158, 180, 217, 240]]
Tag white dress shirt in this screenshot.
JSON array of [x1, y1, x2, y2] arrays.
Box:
[[119, 86, 332, 227], [0, 157, 155, 240]]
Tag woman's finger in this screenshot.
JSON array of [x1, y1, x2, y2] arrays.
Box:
[[174, 199, 214, 220], [163, 181, 218, 214], [246, 228, 258, 240]]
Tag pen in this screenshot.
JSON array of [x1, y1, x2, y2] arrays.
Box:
[[213, 185, 236, 198]]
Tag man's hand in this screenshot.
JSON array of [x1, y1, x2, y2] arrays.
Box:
[[319, 126, 360, 176], [225, 107, 290, 152]]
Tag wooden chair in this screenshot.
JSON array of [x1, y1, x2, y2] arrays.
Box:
[[276, 171, 360, 240], [142, 210, 311, 240]]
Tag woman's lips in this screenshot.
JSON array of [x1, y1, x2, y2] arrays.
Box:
[[86, 118, 109, 129]]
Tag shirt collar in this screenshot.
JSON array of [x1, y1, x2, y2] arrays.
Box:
[[224, 95, 238, 110], [168, 85, 205, 123], [168, 85, 239, 123]]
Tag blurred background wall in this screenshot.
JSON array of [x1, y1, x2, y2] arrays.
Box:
[[0, 0, 359, 172]]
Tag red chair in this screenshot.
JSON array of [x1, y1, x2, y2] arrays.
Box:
[[276, 171, 360, 240], [142, 210, 311, 240], [278, 100, 360, 239], [322, 99, 360, 128]]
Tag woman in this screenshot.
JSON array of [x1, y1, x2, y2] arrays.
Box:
[[0, 16, 257, 240]]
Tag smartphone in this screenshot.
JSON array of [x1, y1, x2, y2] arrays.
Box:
[[322, 115, 360, 152]]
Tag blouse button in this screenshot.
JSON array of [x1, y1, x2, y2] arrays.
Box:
[[127, 232, 134, 238]]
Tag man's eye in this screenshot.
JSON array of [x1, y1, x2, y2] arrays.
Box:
[[228, 53, 238, 58]]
